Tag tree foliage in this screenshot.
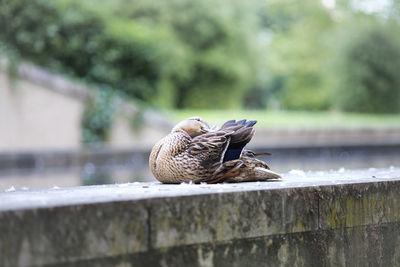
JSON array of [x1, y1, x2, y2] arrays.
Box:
[[1, 0, 400, 113], [102, 0, 267, 109], [0, 0, 168, 101], [0, 0, 266, 109], [81, 88, 115, 145], [332, 22, 400, 113], [259, 0, 335, 110], [255, 0, 400, 113]]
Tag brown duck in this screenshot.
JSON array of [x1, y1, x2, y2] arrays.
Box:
[[149, 117, 281, 183]]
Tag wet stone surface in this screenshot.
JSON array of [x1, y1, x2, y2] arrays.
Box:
[[1, 167, 400, 266]]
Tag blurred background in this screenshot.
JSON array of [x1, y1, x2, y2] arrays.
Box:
[[1, 0, 400, 190]]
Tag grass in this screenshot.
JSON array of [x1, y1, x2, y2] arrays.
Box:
[[165, 109, 400, 129]]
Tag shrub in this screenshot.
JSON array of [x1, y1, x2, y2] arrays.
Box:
[[81, 88, 115, 145]]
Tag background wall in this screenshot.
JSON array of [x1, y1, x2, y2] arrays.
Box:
[[0, 70, 84, 151], [0, 61, 170, 152]]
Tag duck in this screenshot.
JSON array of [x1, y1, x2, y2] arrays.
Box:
[[149, 117, 281, 184]]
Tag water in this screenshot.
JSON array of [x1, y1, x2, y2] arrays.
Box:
[[257, 145, 400, 173], [0, 145, 399, 190]]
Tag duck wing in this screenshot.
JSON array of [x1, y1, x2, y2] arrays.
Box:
[[188, 131, 231, 157], [220, 119, 257, 162], [224, 157, 281, 182]]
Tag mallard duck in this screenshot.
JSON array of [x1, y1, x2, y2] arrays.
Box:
[[149, 117, 281, 184]]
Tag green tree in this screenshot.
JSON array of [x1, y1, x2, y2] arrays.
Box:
[[332, 21, 400, 113], [260, 0, 335, 110], [0, 0, 267, 109], [0, 0, 170, 102], [107, 0, 266, 109]]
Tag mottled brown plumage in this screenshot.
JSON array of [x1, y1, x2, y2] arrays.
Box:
[[149, 117, 281, 183]]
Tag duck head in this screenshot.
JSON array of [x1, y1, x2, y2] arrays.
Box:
[[171, 117, 211, 138]]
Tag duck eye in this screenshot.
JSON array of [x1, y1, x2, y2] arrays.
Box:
[[189, 117, 201, 122]]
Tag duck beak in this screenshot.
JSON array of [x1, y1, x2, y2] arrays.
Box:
[[201, 128, 209, 134], [201, 125, 212, 134]]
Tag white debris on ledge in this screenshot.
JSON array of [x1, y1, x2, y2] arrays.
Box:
[[4, 186, 16, 193], [0, 166, 400, 211]]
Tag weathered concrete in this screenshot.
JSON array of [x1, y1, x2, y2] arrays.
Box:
[[1, 167, 400, 266]]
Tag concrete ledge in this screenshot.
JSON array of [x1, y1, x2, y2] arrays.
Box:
[[1, 167, 400, 266]]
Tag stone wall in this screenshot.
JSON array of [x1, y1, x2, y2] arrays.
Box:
[[1, 167, 400, 266], [0, 58, 171, 152], [0, 66, 85, 151]]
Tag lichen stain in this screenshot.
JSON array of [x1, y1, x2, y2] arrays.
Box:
[[325, 204, 342, 229], [130, 220, 146, 252], [223, 246, 230, 258], [277, 241, 289, 264], [296, 218, 303, 232], [193, 219, 206, 244], [329, 208, 338, 228], [215, 207, 229, 242], [85, 229, 107, 255], [345, 197, 355, 227], [250, 244, 258, 254], [156, 214, 179, 247], [345, 194, 374, 227], [18, 238, 32, 267], [258, 210, 274, 235], [325, 189, 400, 230], [328, 240, 345, 266], [110, 218, 123, 254], [197, 247, 214, 267]]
